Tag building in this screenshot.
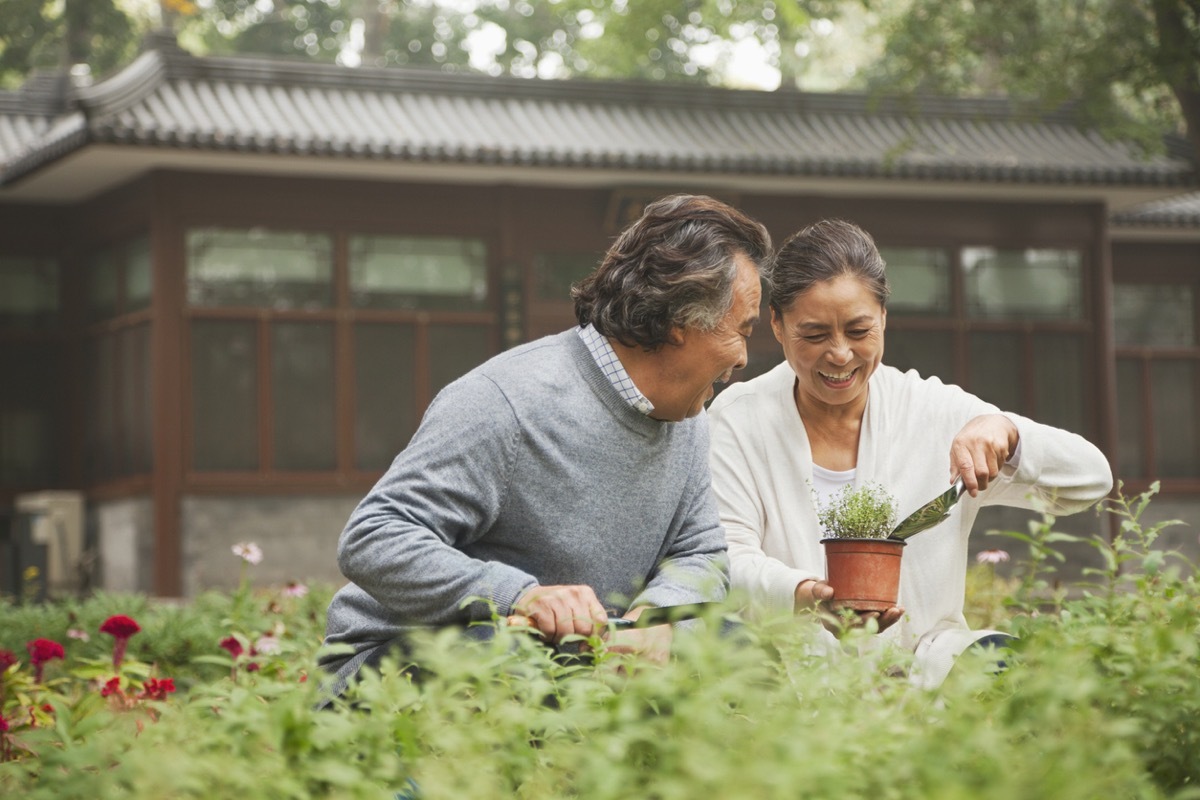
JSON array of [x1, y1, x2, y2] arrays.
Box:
[[1, 32, 1196, 597]]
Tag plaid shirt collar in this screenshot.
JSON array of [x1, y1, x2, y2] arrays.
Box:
[[577, 325, 655, 416]]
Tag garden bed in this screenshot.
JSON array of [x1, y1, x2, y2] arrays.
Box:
[[1, 488, 1196, 799]]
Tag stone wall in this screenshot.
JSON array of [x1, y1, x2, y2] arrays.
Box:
[[92, 496, 154, 594], [90, 488, 1198, 599], [180, 495, 360, 596]]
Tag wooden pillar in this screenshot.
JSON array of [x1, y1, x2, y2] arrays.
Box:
[[1092, 203, 1120, 540], [150, 175, 184, 596]]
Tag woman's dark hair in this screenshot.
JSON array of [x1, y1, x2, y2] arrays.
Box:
[[572, 194, 772, 350], [769, 219, 890, 314]]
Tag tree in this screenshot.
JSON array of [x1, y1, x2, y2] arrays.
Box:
[[2, 1, 1195, 163], [0, 0, 138, 88], [863, 0, 1197, 159]]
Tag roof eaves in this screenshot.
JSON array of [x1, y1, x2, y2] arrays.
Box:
[[0, 112, 88, 185], [1111, 191, 1200, 228]]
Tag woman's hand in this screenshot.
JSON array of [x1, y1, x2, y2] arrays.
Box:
[[795, 579, 904, 635], [607, 607, 673, 665], [949, 414, 1020, 497]]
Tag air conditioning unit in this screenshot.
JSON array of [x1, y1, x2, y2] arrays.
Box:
[[15, 491, 85, 597]]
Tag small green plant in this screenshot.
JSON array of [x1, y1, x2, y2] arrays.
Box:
[[817, 483, 898, 539]]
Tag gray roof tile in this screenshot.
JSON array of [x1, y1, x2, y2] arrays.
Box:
[[0, 35, 1195, 190], [1111, 191, 1200, 227]]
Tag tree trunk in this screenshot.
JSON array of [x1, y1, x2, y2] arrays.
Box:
[[358, 0, 390, 66], [1151, 0, 1200, 164], [63, 0, 94, 65]]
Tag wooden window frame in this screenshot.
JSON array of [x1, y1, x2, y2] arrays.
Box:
[[883, 245, 1098, 440], [182, 228, 501, 492], [1113, 288, 1200, 494]]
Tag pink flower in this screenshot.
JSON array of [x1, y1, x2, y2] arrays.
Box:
[[100, 615, 141, 669], [282, 581, 308, 598], [140, 677, 176, 701], [254, 635, 281, 655], [67, 628, 90, 642], [26, 639, 64, 683], [976, 549, 1010, 565], [218, 636, 244, 659], [0, 650, 17, 673], [232, 542, 263, 565]]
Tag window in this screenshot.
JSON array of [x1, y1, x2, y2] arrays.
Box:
[[879, 248, 951, 317], [83, 236, 154, 484], [271, 322, 336, 471], [879, 246, 956, 384], [350, 235, 487, 311], [187, 228, 332, 309], [527, 250, 604, 341], [354, 324, 417, 471], [1114, 285, 1193, 348], [191, 320, 258, 472], [533, 252, 596, 303], [0, 257, 61, 484], [0, 256, 58, 330], [87, 236, 153, 320], [962, 248, 1083, 320], [1114, 283, 1199, 481], [883, 246, 1091, 438], [86, 325, 152, 480], [186, 228, 496, 477], [0, 343, 60, 485]]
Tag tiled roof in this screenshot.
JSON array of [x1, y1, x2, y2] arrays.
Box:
[[1110, 191, 1200, 227], [1, 33, 1195, 189]]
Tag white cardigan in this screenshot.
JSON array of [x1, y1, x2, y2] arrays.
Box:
[[708, 362, 1113, 684]]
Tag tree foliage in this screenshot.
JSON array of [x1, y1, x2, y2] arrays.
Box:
[[864, 0, 1198, 156], [0, 0, 137, 88], [1, 0, 1197, 160]]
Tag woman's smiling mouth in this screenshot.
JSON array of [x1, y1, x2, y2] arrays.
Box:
[[818, 367, 859, 388]]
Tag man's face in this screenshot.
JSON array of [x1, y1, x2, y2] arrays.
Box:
[[655, 253, 761, 421]]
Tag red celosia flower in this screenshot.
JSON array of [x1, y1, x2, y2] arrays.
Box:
[[0, 649, 17, 673], [26, 639, 64, 683], [245, 662, 260, 673], [100, 677, 123, 698], [100, 615, 142, 670], [218, 636, 243, 659], [0, 714, 8, 732], [140, 677, 176, 701]]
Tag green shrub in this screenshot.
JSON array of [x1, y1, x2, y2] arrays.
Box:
[[0, 487, 1196, 799]]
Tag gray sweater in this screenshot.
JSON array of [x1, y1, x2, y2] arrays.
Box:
[[322, 329, 729, 673]]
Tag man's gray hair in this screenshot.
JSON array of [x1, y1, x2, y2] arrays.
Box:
[[572, 194, 772, 350]]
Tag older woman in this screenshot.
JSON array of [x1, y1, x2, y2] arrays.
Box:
[[708, 219, 1113, 686]]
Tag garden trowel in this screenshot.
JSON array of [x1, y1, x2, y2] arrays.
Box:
[[888, 478, 965, 541]]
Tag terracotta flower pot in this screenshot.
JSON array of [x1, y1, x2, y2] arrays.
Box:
[[820, 538, 906, 612]]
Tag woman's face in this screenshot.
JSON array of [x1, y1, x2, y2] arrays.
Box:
[[771, 274, 886, 414]]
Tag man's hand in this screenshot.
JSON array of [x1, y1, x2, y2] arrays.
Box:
[[508, 584, 608, 643], [795, 579, 904, 635], [949, 414, 1020, 497]]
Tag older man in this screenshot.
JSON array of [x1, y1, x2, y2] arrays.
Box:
[[320, 194, 770, 689]]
